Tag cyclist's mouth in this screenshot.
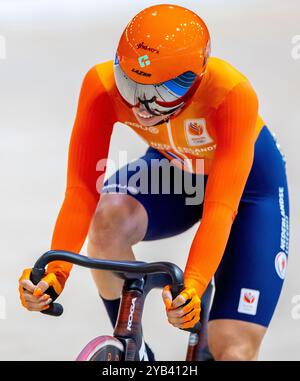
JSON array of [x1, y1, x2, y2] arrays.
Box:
[[137, 110, 155, 120], [132, 107, 164, 126]]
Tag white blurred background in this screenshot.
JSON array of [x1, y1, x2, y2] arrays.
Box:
[[0, 0, 299, 360]]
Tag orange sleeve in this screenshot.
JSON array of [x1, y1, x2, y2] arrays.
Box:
[[184, 81, 258, 297], [47, 66, 117, 282]]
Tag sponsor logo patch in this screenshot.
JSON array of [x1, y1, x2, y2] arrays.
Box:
[[275, 251, 288, 279], [137, 42, 159, 54], [124, 121, 159, 134], [184, 119, 213, 146], [238, 288, 260, 316], [131, 68, 151, 77], [138, 55, 151, 67]]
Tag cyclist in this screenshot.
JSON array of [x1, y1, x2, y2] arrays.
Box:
[[19, 4, 289, 361]]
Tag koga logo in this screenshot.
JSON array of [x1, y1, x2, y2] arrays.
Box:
[[131, 68, 152, 77], [137, 42, 159, 54], [127, 297, 137, 331]]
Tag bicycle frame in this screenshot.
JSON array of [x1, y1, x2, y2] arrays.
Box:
[[113, 272, 180, 361], [113, 278, 151, 361]]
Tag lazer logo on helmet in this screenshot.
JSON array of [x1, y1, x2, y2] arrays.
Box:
[[136, 42, 159, 54], [138, 55, 151, 68], [131, 68, 152, 77]]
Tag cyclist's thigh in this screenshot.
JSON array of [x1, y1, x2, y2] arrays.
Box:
[[209, 126, 289, 328], [102, 147, 205, 241]]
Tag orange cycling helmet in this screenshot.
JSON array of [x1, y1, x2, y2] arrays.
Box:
[[116, 4, 211, 85]]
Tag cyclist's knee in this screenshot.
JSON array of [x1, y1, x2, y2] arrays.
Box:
[[208, 320, 265, 361], [212, 344, 258, 361], [89, 196, 135, 247], [88, 194, 147, 250]]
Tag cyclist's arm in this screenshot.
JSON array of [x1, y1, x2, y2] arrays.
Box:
[[184, 81, 259, 297], [47, 66, 116, 284]]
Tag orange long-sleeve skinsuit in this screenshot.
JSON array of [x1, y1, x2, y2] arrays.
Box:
[[48, 57, 263, 298]]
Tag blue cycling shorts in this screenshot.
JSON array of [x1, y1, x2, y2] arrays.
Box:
[[103, 126, 289, 327]]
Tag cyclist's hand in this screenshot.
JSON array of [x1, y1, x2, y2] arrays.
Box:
[[162, 285, 201, 329], [19, 269, 64, 312]]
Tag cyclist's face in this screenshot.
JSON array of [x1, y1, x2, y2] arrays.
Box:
[[114, 60, 198, 126]]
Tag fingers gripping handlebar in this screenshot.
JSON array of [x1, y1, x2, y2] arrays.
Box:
[[31, 250, 200, 332], [30, 267, 64, 317]]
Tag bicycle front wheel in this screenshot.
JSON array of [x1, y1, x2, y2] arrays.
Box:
[[76, 336, 124, 361]]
